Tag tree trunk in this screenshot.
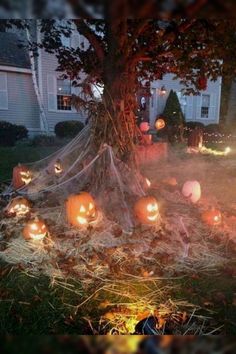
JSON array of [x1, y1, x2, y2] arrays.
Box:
[[90, 8, 139, 164]]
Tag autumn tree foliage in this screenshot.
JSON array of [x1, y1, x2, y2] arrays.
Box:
[[3, 1, 236, 160]]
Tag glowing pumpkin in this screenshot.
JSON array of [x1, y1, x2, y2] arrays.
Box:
[[202, 208, 222, 226], [7, 197, 31, 217], [155, 118, 165, 130], [182, 180, 201, 204], [54, 160, 63, 175], [66, 192, 97, 227], [139, 122, 150, 133], [23, 217, 48, 241], [134, 196, 159, 224], [12, 164, 32, 189]]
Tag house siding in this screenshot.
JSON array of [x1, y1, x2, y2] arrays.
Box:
[[0, 71, 40, 130], [149, 74, 222, 127], [39, 36, 87, 132]]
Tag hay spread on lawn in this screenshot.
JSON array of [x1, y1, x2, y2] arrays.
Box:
[[0, 126, 236, 334]]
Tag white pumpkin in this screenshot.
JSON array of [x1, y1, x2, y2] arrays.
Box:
[[182, 180, 201, 204]]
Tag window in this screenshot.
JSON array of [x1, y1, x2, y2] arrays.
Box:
[[201, 94, 210, 118], [57, 79, 72, 111], [0, 72, 8, 110]]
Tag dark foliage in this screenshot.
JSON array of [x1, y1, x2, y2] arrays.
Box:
[[185, 121, 205, 130], [204, 123, 221, 134], [163, 90, 185, 127], [54, 120, 84, 138], [0, 121, 28, 146]]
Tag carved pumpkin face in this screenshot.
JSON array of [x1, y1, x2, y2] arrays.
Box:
[[13, 165, 32, 189], [23, 218, 48, 241], [66, 192, 97, 227], [155, 118, 165, 130], [134, 196, 159, 224], [182, 180, 201, 204], [54, 160, 63, 175], [202, 209, 222, 226], [7, 197, 31, 217], [145, 178, 151, 188]]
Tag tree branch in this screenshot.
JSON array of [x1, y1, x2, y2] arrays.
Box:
[[73, 19, 105, 62]]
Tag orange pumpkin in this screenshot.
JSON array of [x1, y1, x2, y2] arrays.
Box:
[[134, 196, 159, 225], [155, 118, 165, 131], [13, 164, 32, 189], [202, 209, 222, 226], [66, 192, 97, 227], [23, 217, 48, 241], [7, 197, 31, 217]]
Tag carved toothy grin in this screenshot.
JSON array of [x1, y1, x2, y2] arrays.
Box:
[[147, 214, 158, 221]]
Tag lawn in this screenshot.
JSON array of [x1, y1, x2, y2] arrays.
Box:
[[0, 144, 61, 182], [0, 142, 236, 335]]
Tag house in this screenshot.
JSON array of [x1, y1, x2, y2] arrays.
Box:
[[0, 21, 86, 135], [0, 22, 222, 135], [148, 74, 222, 127]]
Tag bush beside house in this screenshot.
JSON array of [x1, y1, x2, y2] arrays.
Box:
[[0, 121, 28, 146]]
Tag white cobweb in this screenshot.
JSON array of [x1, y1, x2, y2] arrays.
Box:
[[4, 124, 146, 234]]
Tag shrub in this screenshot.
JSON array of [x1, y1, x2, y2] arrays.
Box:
[[185, 121, 205, 130], [163, 90, 185, 127], [204, 124, 220, 134], [0, 121, 28, 146], [15, 125, 28, 141], [55, 120, 84, 138]]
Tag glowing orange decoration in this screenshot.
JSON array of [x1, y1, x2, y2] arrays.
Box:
[[23, 217, 48, 241], [155, 118, 165, 131], [202, 209, 222, 226], [7, 197, 31, 217], [66, 192, 97, 227], [139, 122, 150, 133], [134, 196, 159, 224], [12, 164, 32, 189]]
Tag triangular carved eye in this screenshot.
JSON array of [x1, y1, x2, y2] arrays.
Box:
[[89, 203, 94, 210], [147, 203, 153, 212], [30, 223, 38, 231], [80, 205, 86, 212]]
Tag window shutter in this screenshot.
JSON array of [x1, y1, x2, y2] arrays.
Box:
[[196, 95, 202, 120], [47, 74, 57, 111], [208, 93, 216, 120], [185, 95, 193, 120], [0, 72, 8, 110]]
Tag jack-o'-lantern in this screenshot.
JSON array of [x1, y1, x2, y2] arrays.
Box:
[[13, 164, 32, 189], [66, 192, 97, 227], [23, 217, 48, 241], [202, 208, 222, 226], [54, 160, 63, 175], [7, 197, 31, 217], [139, 122, 150, 133], [182, 180, 201, 204], [134, 196, 159, 224], [155, 118, 165, 131]]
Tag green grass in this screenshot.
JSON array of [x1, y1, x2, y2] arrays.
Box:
[[0, 144, 60, 182]]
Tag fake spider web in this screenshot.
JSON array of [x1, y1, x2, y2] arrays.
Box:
[[4, 124, 147, 234]]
